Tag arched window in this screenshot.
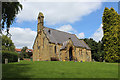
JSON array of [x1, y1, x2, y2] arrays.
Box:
[[79, 49, 80, 55], [55, 46, 56, 54], [43, 38, 45, 48], [86, 51, 88, 55], [37, 41, 40, 49], [37, 41, 38, 46], [81, 49, 82, 55]]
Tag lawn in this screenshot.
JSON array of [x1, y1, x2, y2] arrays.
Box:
[[2, 60, 118, 78]]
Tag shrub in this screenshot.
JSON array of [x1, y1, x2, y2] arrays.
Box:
[[2, 51, 18, 63], [18, 53, 24, 60]]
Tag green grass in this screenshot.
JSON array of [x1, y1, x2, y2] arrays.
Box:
[[2, 60, 118, 78]]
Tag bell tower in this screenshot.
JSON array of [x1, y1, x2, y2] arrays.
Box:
[[37, 12, 44, 33]]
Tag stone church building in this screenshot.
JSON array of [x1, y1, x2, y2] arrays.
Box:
[[33, 12, 92, 61]]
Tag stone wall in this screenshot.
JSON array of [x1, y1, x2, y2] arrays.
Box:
[[33, 12, 92, 62], [33, 30, 92, 62]]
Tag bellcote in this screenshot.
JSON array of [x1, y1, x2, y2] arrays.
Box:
[[37, 12, 44, 33], [38, 12, 44, 25]]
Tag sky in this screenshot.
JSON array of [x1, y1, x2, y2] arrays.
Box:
[[4, 1, 119, 49]]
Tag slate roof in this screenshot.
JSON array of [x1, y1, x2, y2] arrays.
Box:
[[43, 27, 91, 50]]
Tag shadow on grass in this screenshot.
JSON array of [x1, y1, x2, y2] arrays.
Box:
[[118, 63, 120, 80], [2, 63, 32, 80], [1, 62, 119, 80], [13, 64, 30, 65]]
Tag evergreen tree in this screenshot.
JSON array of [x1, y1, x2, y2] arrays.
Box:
[[102, 7, 120, 62]]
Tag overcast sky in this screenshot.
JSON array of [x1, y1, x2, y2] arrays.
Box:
[[4, 0, 118, 49]]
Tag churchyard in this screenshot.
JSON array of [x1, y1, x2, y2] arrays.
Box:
[[2, 60, 118, 78]]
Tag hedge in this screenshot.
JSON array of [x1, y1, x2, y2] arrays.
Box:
[[2, 51, 18, 63]]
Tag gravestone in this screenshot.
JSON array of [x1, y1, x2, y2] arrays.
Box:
[[5, 58, 8, 64], [92, 59, 96, 62], [103, 60, 105, 62], [37, 59, 39, 61], [18, 58, 20, 62]]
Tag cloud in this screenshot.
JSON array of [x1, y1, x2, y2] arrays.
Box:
[[56, 24, 76, 33], [17, 2, 102, 25], [56, 24, 84, 39], [77, 32, 85, 39], [3, 25, 85, 49], [90, 24, 103, 42], [4, 27, 37, 49], [19, 0, 119, 2]]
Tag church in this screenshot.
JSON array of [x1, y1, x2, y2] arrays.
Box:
[[33, 12, 92, 61]]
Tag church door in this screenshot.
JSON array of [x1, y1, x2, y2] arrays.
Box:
[[69, 47, 73, 61]]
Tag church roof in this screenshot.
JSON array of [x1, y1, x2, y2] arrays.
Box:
[[43, 27, 91, 50]]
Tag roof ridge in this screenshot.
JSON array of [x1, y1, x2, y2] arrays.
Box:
[[43, 26, 90, 49], [44, 26, 75, 35]]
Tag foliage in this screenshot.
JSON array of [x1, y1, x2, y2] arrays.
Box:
[[19, 46, 30, 59], [83, 38, 105, 62], [27, 52, 33, 57], [18, 53, 24, 60], [102, 7, 120, 62], [19, 46, 33, 59], [2, 50, 18, 63], [21, 46, 28, 52], [2, 35, 15, 51], [1, 1, 22, 34], [97, 41, 105, 61]]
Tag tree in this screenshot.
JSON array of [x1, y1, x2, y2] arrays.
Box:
[[83, 38, 100, 61], [1, 1, 22, 34], [102, 7, 120, 62], [21, 46, 28, 53], [19, 46, 33, 59], [20, 46, 29, 59], [2, 34, 15, 51], [97, 41, 105, 62], [82, 38, 105, 62]]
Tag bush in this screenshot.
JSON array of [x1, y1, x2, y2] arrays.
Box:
[[18, 53, 24, 60], [2, 51, 18, 63]]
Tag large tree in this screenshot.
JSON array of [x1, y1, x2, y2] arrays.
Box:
[[83, 38, 104, 61], [2, 35, 15, 51], [102, 7, 120, 62], [1, 1, 22, 34], [97, 41, 104, 62]]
